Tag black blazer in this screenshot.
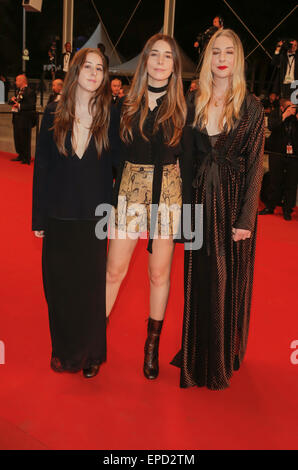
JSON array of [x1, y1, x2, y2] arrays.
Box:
[[61, 51, 75, 70], [271, 50, 298, 92], [266, 107, 298, 156], [12, 86, 36, 124], [32, 102, 123, 231]]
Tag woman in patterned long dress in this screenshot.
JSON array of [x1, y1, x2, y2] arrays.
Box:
[[172, 29, 265, 390]]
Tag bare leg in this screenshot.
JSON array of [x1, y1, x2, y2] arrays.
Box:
[[148, 237, 175, 320], [106, 230, 139, 317], [143, 237, 175, 379]]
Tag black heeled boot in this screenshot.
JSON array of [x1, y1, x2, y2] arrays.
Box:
[[83, 364, 100, 378], [143, 318, 163, 380]]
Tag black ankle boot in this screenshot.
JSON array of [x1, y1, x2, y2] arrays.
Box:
[[83, 364, 100, 378], [143, 318, 163, 380]]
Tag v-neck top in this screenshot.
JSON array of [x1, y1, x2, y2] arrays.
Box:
[[32, 101, 122, 230], [208, 132, 223, 148]]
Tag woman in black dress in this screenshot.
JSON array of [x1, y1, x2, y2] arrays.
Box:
[[32, 48, 120, 378], [106, 34, 188, 380], [172, 29, 265, 390]]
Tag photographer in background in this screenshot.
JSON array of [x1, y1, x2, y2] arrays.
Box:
[[262, 92, 280, 116], [9, 74, 36, 165], [272, 38, 298, 99], [259, 99, 298, 221], [194, 16, 224, 56]]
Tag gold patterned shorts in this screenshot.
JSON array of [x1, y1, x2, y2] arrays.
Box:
[[114, 162, 182, 237]]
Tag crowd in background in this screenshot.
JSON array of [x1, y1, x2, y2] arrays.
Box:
[[2, 32, 297, 220]]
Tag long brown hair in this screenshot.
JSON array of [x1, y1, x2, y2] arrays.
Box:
[[194, 29, 246, 132], [120, 34, 186, 147], [53, 48, 111, 156]]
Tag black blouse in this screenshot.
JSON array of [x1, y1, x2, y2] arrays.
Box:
[[124, 95, 180, 165], [32, 101, 122, 231]]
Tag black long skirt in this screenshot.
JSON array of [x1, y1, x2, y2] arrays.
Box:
[[42, 218, 107, 371]]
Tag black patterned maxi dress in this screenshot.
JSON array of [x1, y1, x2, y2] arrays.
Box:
[[172, 94, 265, 390]]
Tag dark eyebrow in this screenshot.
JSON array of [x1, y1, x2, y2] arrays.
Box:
[[212, 46, 234, 50], [85, 60, 103, 66], [150, 49, 172, 54]]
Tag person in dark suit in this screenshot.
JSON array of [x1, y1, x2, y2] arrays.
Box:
[[10, 74, 36, 165], [185, 79, 198, 106], [61, 42, 74, 78], [272, 39, 298, 99], [260, 99, 298, 220], [47, 78, 64, 105], [110, 77, 122, 105]]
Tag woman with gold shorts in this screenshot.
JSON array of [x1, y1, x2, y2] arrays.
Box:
[[106, 33, 191, 380]]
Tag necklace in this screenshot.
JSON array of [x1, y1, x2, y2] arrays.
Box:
[[75, 117, 90, 130], [148, 84, 168, 93], [212, 94, 226, 107]]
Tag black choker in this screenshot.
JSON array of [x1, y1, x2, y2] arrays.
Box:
[[148, 84, 168, 93]]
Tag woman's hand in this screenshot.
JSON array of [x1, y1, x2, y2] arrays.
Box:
[[34, 230, 45, 238], [232, 228, 251, 242]]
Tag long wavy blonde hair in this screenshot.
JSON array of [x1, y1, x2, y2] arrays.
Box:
[[53, 48, 111, 157], [120, 34, 187, 147], [194, 29, 246, 132]]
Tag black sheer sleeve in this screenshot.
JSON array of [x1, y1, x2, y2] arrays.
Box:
[[32, 103, 56, 231], [174, 105, 196, 244], [180, 105, 195, 206], [109, 104, 124, 170], [234, 100, 265, 231], [20, 87, 36, 112]]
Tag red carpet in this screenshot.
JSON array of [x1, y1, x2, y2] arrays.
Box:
[[0, 150, 297, 450]]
